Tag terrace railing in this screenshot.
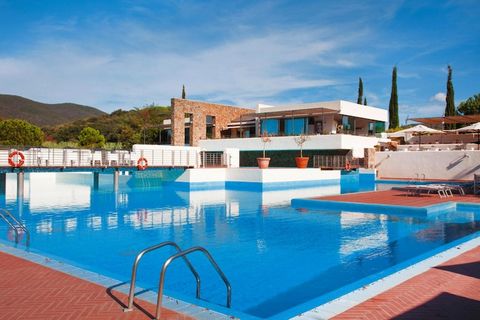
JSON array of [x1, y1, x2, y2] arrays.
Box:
[[0, 147, 202, 168], [201, 151, 226, 168], [313, 154, 362, 170]]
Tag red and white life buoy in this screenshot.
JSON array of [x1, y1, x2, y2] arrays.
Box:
[[345, 161, 351, 171], [8, 151, 25, 168], [137, 157, 148, 170]]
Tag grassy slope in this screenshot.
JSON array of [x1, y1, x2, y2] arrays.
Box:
[[0, 94, 106, 126]]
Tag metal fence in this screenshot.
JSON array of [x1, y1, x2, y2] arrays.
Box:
[[312, 154, 362, 170], [0, 147, 202, 168], [201, 152, 225, 168]]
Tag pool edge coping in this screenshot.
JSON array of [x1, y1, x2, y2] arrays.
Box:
[[0, 243, 239, 320], [289, 230, 480, 320]]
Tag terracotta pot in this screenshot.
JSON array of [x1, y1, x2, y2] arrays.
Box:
[[257, 157, 270, 169], [295, 157, 309, 168]]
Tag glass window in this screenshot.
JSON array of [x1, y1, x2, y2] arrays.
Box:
[[368, 122, 374, 135], [375, 121, 385, 133], [342, 116, 350, 129], [206, 115, 215, 139], [285, 118, 306, 135], [261, 119, 279, 135]]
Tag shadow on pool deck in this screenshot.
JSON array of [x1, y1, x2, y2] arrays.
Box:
[[392, 292, 480, 320], [435, 260, 480, 280]]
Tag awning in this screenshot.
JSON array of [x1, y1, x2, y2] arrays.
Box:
[[411, 114, 480, 125]]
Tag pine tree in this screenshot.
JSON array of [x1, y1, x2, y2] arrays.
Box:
[[388, 66, 399, 129], [364, 97, 367, 106], [444, 65, 456, 129], [182, 85, 186, 99], [357, 77, 363, 105]]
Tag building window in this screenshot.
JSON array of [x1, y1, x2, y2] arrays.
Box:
[[261, 119, 279, 135], [375, 121, 385, 133], [185, 113, 192, 145], [206, 115, 215, 139], [368, 122, 374, 136], [160, 129, 171, 144], [285, 118, 306, 135]]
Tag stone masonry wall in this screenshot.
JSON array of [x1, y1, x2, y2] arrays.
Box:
[[171, 98, 252, 146]]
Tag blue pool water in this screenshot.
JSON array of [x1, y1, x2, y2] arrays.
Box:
[[0, 172, 479, 319]]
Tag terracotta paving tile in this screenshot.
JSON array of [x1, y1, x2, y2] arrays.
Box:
[[333, 246, 480, 320], [316, 189, 480, 207], [0, 252, 195, 320]]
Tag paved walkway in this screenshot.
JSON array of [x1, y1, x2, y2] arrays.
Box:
[[334, 246, 480, 319], [317, 189, 480, 207], [0, 252, 193, 320]]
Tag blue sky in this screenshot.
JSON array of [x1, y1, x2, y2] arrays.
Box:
[[0, 0, 479, 124]]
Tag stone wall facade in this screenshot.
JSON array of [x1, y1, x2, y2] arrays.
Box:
[[171, 98, 252, 146]]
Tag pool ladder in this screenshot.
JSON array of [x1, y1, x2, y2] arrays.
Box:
[[0, 208, 30, 246], [123, 241, 231, 320]]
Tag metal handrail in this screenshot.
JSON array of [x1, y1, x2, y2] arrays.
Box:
[[155, 246, 231, 320], [0, 211, 19, 242], [0, 208, 29, 246], [123, 241, 201, 312]]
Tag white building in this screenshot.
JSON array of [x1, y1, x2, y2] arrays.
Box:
[[199, 100, 388, 158]]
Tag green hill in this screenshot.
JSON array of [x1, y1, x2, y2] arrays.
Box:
[[0, 94, 106, 126]]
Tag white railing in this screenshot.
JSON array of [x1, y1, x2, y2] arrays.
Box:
[[0, 147, 203, 169]]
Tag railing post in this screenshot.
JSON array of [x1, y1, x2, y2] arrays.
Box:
[[17, 171, 24, 200], [113, 170, 119, 192]]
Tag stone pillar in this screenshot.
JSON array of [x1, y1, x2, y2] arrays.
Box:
[[93, 172, 99, 190], [191, 112, 206, 147], [17, 172, 24, 199], [0, 173, 6, 194], [171, 98, 185, 146]]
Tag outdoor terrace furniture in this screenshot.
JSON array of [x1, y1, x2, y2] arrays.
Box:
[[401, 184, 454, 198]]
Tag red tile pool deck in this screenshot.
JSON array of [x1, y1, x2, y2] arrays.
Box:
[[317, 189, 480, 207], [0, 251, 193, 320], [334, 245, 480, 319]]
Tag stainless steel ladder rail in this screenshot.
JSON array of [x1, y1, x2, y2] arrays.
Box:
[[155, 246, 231, 320], [0, 208, 30, 246], [123, 241, 201, 312]]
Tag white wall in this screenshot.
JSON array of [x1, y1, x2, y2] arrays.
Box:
[[376, 150, 480, 180], [175, 168, 340, 184], [199, 134, 380, 158], [224, 148, 240, 168], [339, 100, 388, 122]]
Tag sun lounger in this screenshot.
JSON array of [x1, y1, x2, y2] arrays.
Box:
[[402, 184, 453, 198]]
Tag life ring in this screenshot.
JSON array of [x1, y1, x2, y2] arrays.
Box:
[[345, 161, 351, 171], [137, 157, 148, 170], [8, 151, 25, 168]]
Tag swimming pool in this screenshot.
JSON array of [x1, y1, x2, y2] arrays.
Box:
[[1, 172, 479, 319]]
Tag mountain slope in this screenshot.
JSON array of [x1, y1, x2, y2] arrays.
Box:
[[0, 94, 106, 126]]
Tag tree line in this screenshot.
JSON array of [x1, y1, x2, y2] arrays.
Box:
[[357, 66, 479, 130], [0, 105, 171, 149]]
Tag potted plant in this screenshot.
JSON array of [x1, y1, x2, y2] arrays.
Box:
[[257, 131, 271, 169], [294, 134, 309, 168]]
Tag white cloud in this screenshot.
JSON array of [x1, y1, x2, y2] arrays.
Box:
[[431, 92, 446, 102], [0, 25, 368, 111]]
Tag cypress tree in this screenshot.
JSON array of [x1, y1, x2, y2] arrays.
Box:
[[364, 97, 367, 106], [357, 77, 363, 105], [444, 65, 456, 129], [388, 66, 399, 129], [182, 85, 186, 99]]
